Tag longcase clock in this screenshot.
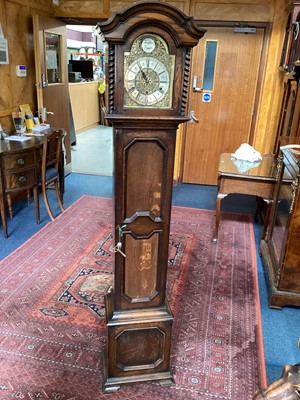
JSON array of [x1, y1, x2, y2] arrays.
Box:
[[98, 1, 205, 392]]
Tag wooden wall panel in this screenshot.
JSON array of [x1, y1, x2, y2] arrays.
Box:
[[0, 0, 13, 120], [0, 0, 53, 132], [6, 2, 36, 110], [5, 0, 52, 12], [0, 0, 290, 159], [193, 3, 271, 21], [110, 0, 191, 15], [109, 1, 140, 13], [252, 0, 287, 154], [165, 1, 186, 12], [55, 0, 110, 19], [109, 0, 186, 13]]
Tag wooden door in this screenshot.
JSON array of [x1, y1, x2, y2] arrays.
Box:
[[183, 27, 264, 185], [33, 15, 71, 167]]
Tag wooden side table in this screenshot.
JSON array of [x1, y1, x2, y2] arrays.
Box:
[[0, 130, 65, 238], [213, 153, 280, 242], [0, 145, 40, 238]]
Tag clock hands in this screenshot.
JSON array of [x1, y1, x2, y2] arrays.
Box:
[[138, 62, 149, 84]]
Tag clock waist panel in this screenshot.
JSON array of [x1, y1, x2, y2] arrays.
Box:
[[107, 115, 189, 128]]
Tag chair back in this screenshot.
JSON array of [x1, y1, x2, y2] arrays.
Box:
[[41, 129, 63, 182]]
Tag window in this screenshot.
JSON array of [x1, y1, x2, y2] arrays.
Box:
[[202, 40, 217, 91], [45, 32, 61, 84]]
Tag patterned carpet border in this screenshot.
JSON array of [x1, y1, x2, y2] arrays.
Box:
[[0, 195, 267, 399]]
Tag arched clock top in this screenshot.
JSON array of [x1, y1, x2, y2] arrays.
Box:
[[98, 1, 205, 47], [98, 2, 205, 117]]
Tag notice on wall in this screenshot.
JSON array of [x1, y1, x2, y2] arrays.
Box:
[[202, 93, 211, 103], [0, 37, 9, 64], [46, 49, 58, 69]]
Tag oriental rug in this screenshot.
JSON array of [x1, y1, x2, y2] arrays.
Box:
[[0, 195, 266, 400]]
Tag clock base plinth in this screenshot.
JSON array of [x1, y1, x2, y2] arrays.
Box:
[[103, 290, 174, 392], [103, 372, 174, 393]]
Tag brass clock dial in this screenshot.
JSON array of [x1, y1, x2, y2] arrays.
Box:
[[124, 34, 175, 109]]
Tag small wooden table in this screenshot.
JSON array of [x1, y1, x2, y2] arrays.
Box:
[[0, 130, 65, 238], [213, 153, 279, 242]]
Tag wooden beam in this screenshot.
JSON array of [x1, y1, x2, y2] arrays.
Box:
[[54, 0, 110, 21], [5, 0, 53, 13]]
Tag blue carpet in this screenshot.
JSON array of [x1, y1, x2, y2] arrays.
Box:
[[0, 173, 299, 387]]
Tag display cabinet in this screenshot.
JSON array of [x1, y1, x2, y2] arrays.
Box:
[[260, 140, 300, 308], [275, 2, 300, 154], [280, 1, 300, 73], [274, 76, 300, 153]]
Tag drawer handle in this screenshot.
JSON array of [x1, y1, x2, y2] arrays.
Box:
[[18, 176, 27, 184], [17, 158, 25, 166]]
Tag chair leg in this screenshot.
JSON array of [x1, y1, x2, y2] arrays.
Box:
[[55, 181, 65, 212], [42, 185, 55, 221], [33, 186, 40, 224]]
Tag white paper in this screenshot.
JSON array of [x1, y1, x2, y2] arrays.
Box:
[[32, 124, 50, 132], [4, 135, 31, 142], [231, 143, 262, 163]]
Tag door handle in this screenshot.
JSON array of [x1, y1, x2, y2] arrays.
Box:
[[38, 108, 54, 122], [192, 76, 202, 92], [189, 110, 199, 123], [44, 110, 54, 122], [41, 73, 48, 88]]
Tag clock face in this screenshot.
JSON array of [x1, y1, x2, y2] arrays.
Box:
[[125, 57, 170, 106], [124, 34, 175, 109]]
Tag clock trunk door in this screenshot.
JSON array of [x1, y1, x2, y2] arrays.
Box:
[[113, 128, 175, 310]]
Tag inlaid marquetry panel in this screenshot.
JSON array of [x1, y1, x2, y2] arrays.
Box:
[[124, 234, 159, 302]]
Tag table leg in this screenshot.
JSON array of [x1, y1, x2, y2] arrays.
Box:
[[0, 196, 8, 238], [213, 193, 227, 242], [260, 199, 273, 242]]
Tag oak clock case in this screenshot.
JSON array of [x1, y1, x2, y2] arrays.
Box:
[[98, 1, 205, 393]]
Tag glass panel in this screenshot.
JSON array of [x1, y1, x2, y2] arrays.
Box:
[[202, 41, 217, 91], [268, 157, 294, 279], [45, 32, 61, 84], [270, 181, 292, 265]]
